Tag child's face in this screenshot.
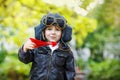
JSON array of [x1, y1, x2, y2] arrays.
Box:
[[44, 25, 62, 42]]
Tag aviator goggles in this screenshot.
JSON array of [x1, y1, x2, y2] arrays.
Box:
[[41, 15, 67, 29]]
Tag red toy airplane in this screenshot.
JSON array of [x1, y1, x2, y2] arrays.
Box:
[[29, 38, 57, 48]]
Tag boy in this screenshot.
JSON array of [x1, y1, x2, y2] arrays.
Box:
[[18, 13, 75, 80]]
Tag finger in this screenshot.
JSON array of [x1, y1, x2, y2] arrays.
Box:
[[29, 45, 36, 48], [31, 42, 36, 46], [28, 45, 35, 48]]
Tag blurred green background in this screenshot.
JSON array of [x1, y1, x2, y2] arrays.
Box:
[[0, 0, 120, 80]]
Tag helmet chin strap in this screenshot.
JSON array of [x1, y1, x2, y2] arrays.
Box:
[[60, 38, 67, 47]]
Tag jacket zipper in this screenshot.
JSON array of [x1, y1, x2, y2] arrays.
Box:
[[46, 51, 53, 80]]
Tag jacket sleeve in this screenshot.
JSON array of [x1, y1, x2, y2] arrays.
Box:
[[65, 52, 75, 80], [18, 46, 34, 64]]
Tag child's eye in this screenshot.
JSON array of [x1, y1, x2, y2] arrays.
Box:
[[55, 27, 62, 31], [47, 28, 52, 30], [56, 29, 61, 31]]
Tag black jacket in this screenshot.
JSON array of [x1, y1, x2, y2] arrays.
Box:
[[18, 43, 75, 80]]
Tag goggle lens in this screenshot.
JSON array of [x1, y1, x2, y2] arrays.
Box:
[[56, 19, 65, 28], [46, 17, 54, 25]]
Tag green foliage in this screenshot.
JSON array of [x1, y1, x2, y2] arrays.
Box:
[[76, 58, 86, 70], [73, 16, 97, 48], [83, 0, 120, 62], [0, 52, 30, 80], [91, 0, 120, 27], [88, 59, 120, 80], [105, 32, 120, 56], [80, 1, 120, 79], [0, 44, 7, 64], [79, 0, 95, 9], [103, 0, 120, 27], [82, 24, 114, 62]]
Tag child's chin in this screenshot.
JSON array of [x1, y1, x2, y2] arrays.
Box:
[[49, 40, 57, 42]]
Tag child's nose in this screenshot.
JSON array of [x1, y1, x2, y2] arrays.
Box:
[[52, 29, 56, 34]]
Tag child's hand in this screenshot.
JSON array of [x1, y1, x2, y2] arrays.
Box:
[[23, 38, 36, 52]]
